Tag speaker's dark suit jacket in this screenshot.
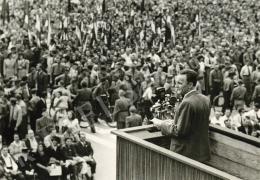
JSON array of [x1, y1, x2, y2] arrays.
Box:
[[161, 91, 211, 162]]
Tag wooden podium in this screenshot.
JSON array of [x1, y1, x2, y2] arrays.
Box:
[[112, 125, 260, 180]]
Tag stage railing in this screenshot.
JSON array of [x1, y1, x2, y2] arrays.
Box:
[[112, 124, 260, 180]]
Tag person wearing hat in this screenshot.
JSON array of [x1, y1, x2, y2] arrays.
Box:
[[230, 79, 247, 110], [125, 105, 142, 128], [7, 97, 23, 144]]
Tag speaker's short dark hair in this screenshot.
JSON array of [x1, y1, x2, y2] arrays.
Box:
[[180, 69, 198, 86]]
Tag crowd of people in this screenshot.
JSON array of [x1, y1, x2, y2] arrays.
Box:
[[0, 0, 260, 179]]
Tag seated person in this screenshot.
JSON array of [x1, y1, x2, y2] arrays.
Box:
[[34, 143, 54, 180], [0, 146, 25, 180], [25, 130, 39, 154], [125, 106, 142, 128], [219, 109, 233, 129], [75, 132, 96, 178], [231, 108, 245, 132], [210, 110, 225, 127], [61, 137, 81, 180], [36, 110, 55, 138], [17, 147, 35, 180], [45, 136, 66, 180], [44, 128, 61, 148], [62, 111, 80, 134], [62, 128, 80, 144], [8, 134, 26, 160]]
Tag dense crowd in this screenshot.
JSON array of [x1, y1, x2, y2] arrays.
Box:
[[0, 0, 260, 179]]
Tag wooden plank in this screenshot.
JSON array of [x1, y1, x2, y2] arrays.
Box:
[[207, 155, 260, 180], [210, 132, 260, 156], [209, 125, 260, 147], [112, 130, 242, 180], [127, 130, 163, 139], [118, 137, 225, 180], [210, 140, 260, 170]]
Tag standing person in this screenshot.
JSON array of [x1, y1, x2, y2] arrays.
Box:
[[33, 92, 47, 132], [75, 132, 96, 179], [113, 90, 131, 129], [7, 98, 23, 144], [27, 89, 40, 132], [125, 105, 142, 128], [240, 60, 253, 106], [35, 64, 48, 97], [16, 54, 29, 80], [222, 72, 235, 113], [252, 78, 260, 103], [209, 64, 223, 104], [230, 79, 247, 110], [0, 98, 8, 143], [151, 69, 211, 162], [16, 95, 27, 139], [3, 52, 17, 79]]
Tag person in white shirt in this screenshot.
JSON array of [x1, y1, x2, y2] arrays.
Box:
[[0, 146, 24, 180], [8, 134, 26, 160], [25, 130, 38, 153], [0, 135, 3, 151], [219, 109, 233, 129], [231, 108, 245, 131], [210, 111, 225, 127], [142, 83, 155, 120], [240, 60, 253, 105]]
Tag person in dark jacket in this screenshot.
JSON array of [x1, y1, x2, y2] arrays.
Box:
[[61, 138, 79, 180], [152, 69, 211, 162], [75, 132, 96, 178], [113, 90, 131, 129], [125, 105, 142, 128]]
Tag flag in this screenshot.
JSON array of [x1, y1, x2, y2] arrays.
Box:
[[140, 29, 144, 43], [140, 0, 145, 14], [35, 14, 41, 32], [68, 0, 71, 13], [24, 0, 30, 25], [24, 14, 29, 25], [64, 16, 68, 28], [83, 35, 88, 52], [165, 16, 175, 45], [102, 0, 106, 15], [1, 0, 10, 24], [93, 22, 98, 40], [151, 21, 156, 34], [169, 22, 175, 45], [75, 25, 82, 44], [125, 26, 130, 40], [47, 18, 52, 47], [28, 29, 32, 45]]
